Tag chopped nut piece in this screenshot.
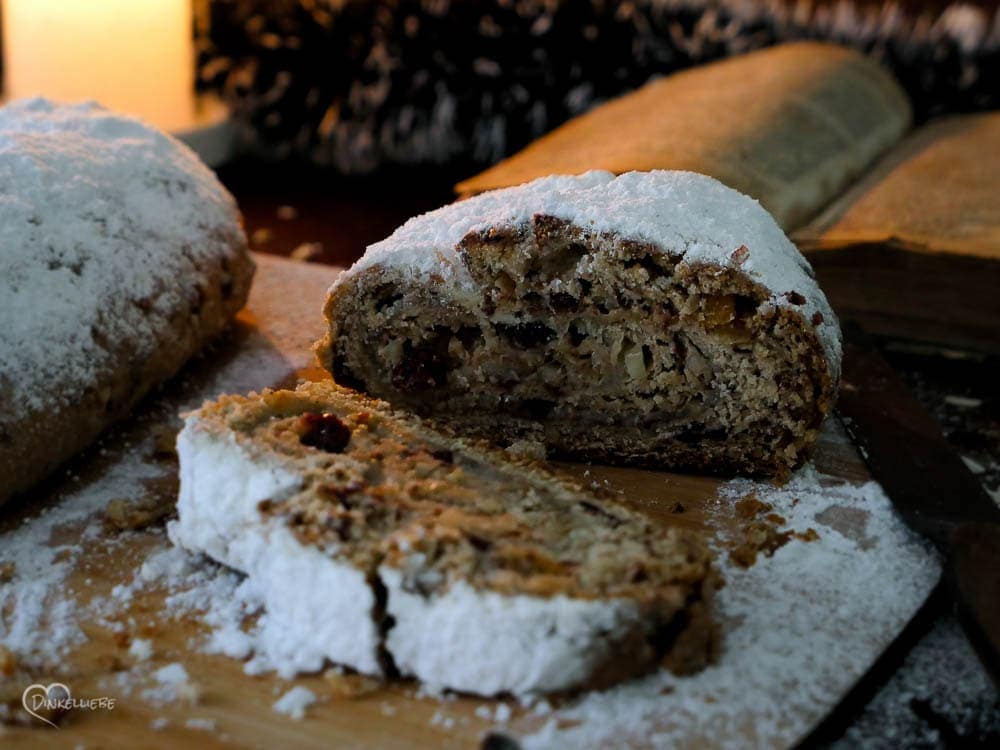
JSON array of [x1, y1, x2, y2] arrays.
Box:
[[494, 271, 516, 299], [623, 345, 646, 381], [291, 242, 324, 262], [701, 295, 736, 327]]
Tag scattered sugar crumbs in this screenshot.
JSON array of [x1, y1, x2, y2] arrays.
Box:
[[727, 492, 820, 568], [516, 465, 940, 750]]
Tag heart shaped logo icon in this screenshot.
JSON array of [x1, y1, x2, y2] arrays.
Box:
[[21, 682, 71, 728]]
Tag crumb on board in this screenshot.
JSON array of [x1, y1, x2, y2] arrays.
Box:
[[729, 493, 820, 568], [103, 496, 173, 532], [504, 438, 547, 461], [0, 561, 14, 583], [251, 227, 273, 246], [185, 717, 217, 732], [0, 645, 15, 677], [734, 493, 773, 519], [129, 638, 154, 662], [323, 669, 382, 699], [144, 663, 201, 705], [273, 686, 317, 720], [150, 423, 179, 459]]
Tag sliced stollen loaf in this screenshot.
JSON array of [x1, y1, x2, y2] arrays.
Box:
[[171, 381, 717, 695], [0, 99, 253, 505], [317, 170, 841, 477]]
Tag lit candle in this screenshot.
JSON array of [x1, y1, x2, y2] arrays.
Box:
[[2, 0, 195, 131]]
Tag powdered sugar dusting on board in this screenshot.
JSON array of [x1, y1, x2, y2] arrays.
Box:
[[83, 461, 939, 746], [0, 255, 327, 673], [512, 466, 939, 750], [0, 98, 246, 422], [335, 170, 841, 378], [0, 446, 168, 666]]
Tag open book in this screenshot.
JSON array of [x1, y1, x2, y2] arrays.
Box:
[[457, 43, 998, 351]]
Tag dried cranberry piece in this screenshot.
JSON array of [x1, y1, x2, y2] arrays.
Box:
[[298, 412, 352, 453], [429, 448, 455, 464], [391, 346, 447, 391], [455, 325, 482, 350], [494, 321, 556, 349], [549, 292, 580, 313], [510, 398, 556, 419]]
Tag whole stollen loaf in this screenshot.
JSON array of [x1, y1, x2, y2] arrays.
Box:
[[0, 99, 254, 505], [317, 170, 841, 477]]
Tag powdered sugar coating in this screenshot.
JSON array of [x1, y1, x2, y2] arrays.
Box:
[[336, 170, 841, 379], [171, 418, 384, 677], [381, 566, 644, 696], [0, 98, 246, 421]]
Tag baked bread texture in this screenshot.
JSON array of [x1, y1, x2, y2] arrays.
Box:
[[0, 99, 254, 505], [317, 171, 841, 477], [171, 380, 717, 695]]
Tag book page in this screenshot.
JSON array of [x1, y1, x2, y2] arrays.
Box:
[[795, 112, 1000, 260]]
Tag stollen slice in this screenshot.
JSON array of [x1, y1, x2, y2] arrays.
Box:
[[171, 380, 717, 695]]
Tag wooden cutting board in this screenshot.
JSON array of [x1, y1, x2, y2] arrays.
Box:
[[0, 254, 939, 750]]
